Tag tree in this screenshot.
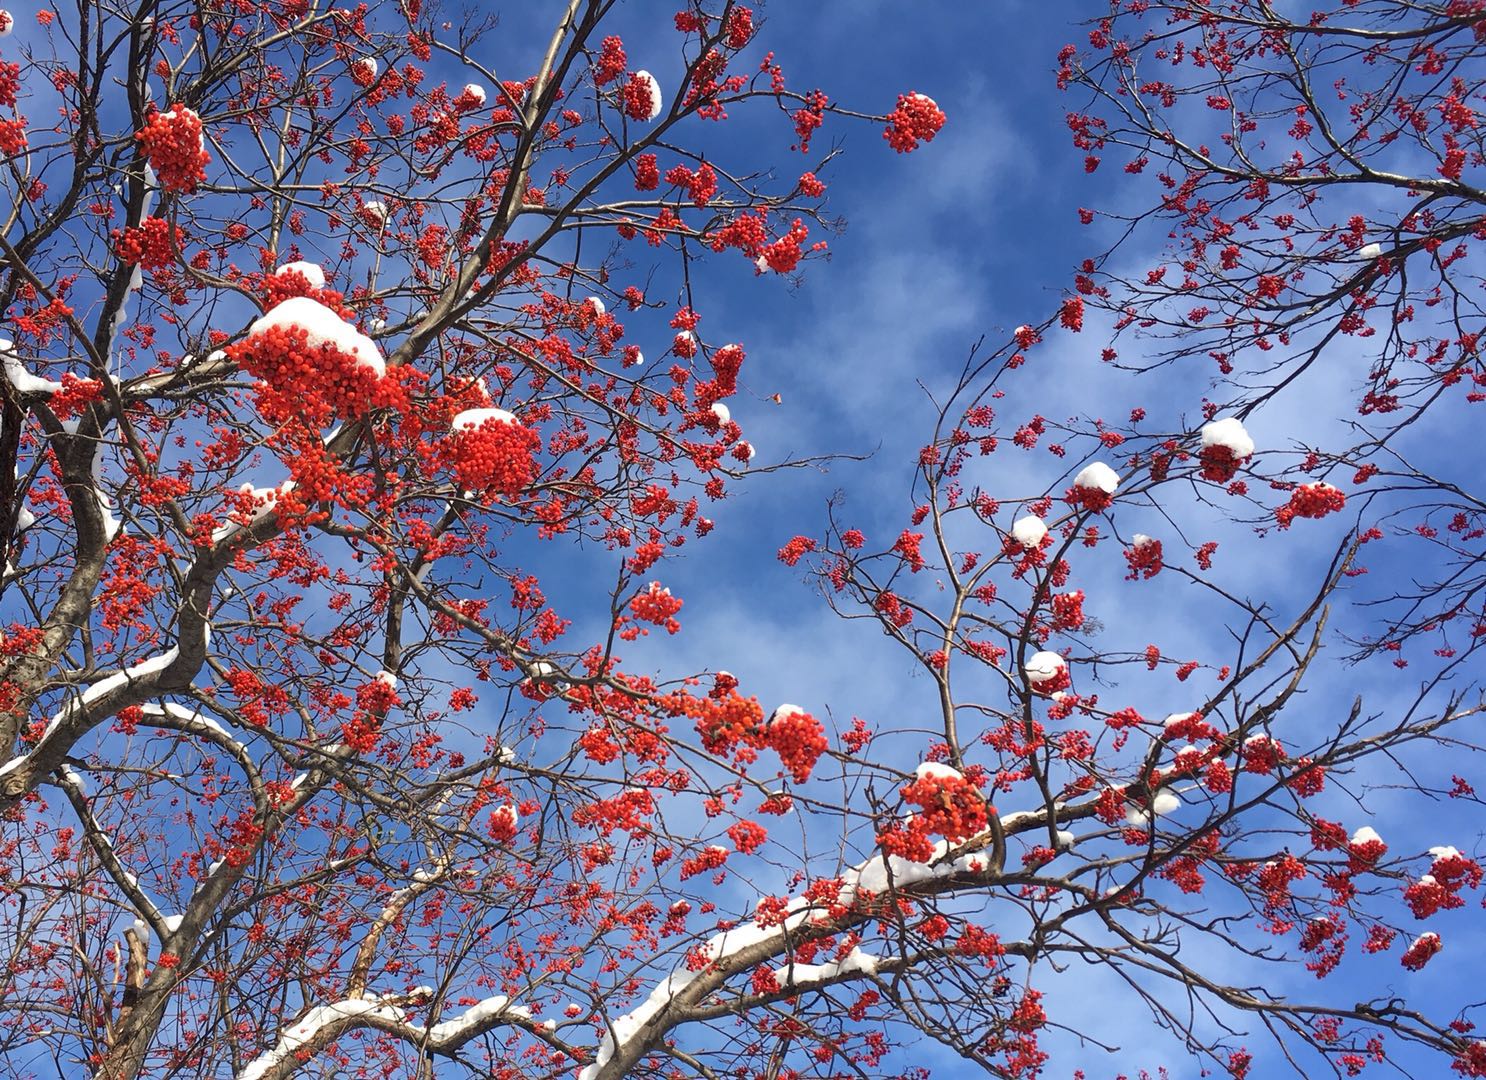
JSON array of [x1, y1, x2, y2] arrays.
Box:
[[0, 1, 1483, 1079]]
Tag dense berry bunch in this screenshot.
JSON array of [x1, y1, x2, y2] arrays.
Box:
[[446, 412, 542, 496], [766, 705, 826, 783], [593, 36, 626, 84], [1275, 483, 1347, 528], [1199, 444, 1245, 483], [621, 71, 661, 121], [228, 324, 390, 425], [883, 92, 945, 153], [135, 105, 210, 193], [903, 765, 988, 843], [1124, 536, 1163, 579], [111, 217, 181, 269]]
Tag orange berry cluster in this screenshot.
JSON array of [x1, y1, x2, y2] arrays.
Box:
[[112, 216, 180, 269], [227, 323, 389, 425], [136, 105, 209, 194], [446, 416, 541, 496]]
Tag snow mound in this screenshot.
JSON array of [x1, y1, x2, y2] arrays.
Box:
[[451, 407, 516, 431], [1073, 461, 1118, 494], [1023, 651, 1066, 684], [248, 296, 385, 377], [1200, 417, 1254, 459], [1011, 515, 1047, 549]]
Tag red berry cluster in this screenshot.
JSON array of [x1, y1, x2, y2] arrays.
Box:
[[136, 105, 210, 194], [227, 323, 390, 426], [629, 582, 683, 633], [665, 161, 718, 206], [1063, 483, 1112, 513], [1124, 538, 1164, 580], [1275, 483, 1347, 528], [1400, 931, 1441, 971], [883, 92, 946, 153], [621, 71, 659, 120], [446, 416, 541, 496], [1240, 734, 1284, 774], [1199, 444, 1247, 482], [112, 216, 181, 269], [768, 706, 826, 783], [259, 270, 353, 317], [593, 35, 626, 85]]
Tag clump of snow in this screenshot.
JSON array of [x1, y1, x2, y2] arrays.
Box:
[[451, 407, 516, 431], [1429, 845, 1462, 861], [0, 11, 13, 38], [462, 83, 487, 106], [710, 402, 731, 424], [1132, 533, 1156, 549], [914, 761, 963, 782], [1023, 651, 1066, 684], [1351, 826, 1383, 846], [1, 339, 63, 395], [425, 994, 528, 1042], [249, 297, 385, 377], [275, 261, 326, 289], [362, 200, 387, 224], [634, 70, 663, 121], [1011, 515, 1047, 549], [737, 441, 755, 462], [1054, 829, 1075, 849], [354, 57, 378, 79], [1151, 790, 1181, 816], [1356, 242, 1383, 261], [1073, 461, 1118, 494], [1200, 417, 1254, 459], [585, 295, 606, 317], [239, 998, 408, 1080]]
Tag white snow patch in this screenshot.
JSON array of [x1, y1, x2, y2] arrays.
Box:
[[1073, 461, 1118, 494], [1351, 826, 1384, 846], [238, 998, 408, 1080], [1200, 417, 1254, 459], [1356, 242, 1383, 260], [1022, 651, 1066, 684], [424, 994, 528, 1042], [0, 340, 62, 395], [1011, 515, 1047, 549], [710, 402, 731, 424], [451, 407, 516, 431], [461, 83, 487, 106], [914, 761, 963, 783]]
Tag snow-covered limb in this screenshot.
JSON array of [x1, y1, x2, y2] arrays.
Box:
[[236, 991, 553, 1080], [238, 998, 411, 1080]]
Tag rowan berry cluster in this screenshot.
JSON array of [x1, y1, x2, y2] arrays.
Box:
[[767, 706, 827, 782], [446, 415, 541, 496], [1124, 537, 1163, 579], [227, 323, 389, 425], [1199, 444, 1247, 482], [1275, 483, 1347, 528], [883, 92, 946, 153], [112, 217, 181, 269], [135, 105, 210, 193]]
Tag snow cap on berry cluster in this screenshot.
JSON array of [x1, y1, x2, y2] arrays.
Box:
[[248, 296, 385, 377], [1200, 417, 1255, 459]]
